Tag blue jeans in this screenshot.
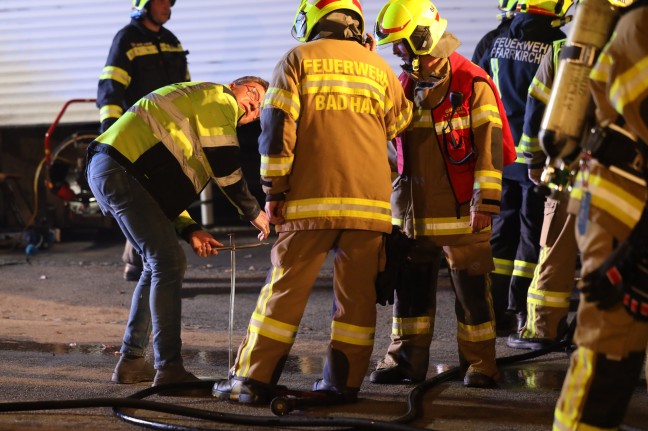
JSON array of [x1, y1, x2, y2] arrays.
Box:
[[87, 152, 187, 368]]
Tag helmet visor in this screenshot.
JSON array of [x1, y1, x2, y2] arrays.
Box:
[[292, 10, 308, 40]]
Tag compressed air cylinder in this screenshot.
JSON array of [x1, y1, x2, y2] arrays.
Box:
[[539, 0, 618, 160]]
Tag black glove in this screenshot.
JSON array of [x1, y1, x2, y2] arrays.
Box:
[[375, 226, 414, 306], [621, 248, 648, 321], [580, 240, 629, 310], [581, 232, 648, 321]]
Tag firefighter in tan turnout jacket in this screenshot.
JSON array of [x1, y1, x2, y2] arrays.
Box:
[[553, 1, 648, 429], [212, 0, 412, 404], [369, 0, 517, 389]]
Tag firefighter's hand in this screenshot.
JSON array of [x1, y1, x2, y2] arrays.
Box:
[[189, 230, 224, 257], [251, 211, 270, 240], [265, 200, 285, 226], [529, 168, 543, 186], [364, 33, 376, 52], [470, 211, 491, 233]]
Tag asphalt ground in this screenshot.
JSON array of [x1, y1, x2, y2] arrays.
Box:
[[0, 226, 647, 431]]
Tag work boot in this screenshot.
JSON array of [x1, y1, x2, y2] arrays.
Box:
[[111, 355, 155, 384], [212, 377, 274, 404], [515, 312, 527, 333], [153, 362, 200, 386], [463, 371, 497, 388], [506, 333, 560, 350], [369, 362, 425, 384], [312, 379, 359, 403], [123, 263, 142, 282]]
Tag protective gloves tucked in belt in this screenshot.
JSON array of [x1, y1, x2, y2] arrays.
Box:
[[581, 209, 648, 321]]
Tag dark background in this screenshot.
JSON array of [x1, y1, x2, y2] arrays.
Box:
[[0, 121, 265, 241]]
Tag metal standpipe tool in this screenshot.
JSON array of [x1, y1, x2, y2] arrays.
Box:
[[213, 234, 269, 372]]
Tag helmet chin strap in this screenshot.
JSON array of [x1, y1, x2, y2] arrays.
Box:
[[401, 56, 420, 75], [402, 56, 446, 88]]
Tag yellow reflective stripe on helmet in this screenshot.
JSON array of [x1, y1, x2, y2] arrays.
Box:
[[283, 197, 392, 222], [264, 87, 301, 120], [392, 316, 431, 336], [553, 347, 595, 431], [513, 259, 537, 279], [99, 104, 123, 122], [457, 320, 495, 342], [472, 104, 503, 128], [527, 286, 571, 308], [571, 171, 644, 229], [126, 44, 159, 60], [413, 215, 489, 236], [331, 321, 375, 346], [260, 155, 294, 177], [473, 169, 502, 191], [493, 257, 514, 276], [529, 75, 551, 104], [100, 66, 131, 87]]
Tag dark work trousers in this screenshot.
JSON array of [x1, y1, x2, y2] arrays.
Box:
[[490, 177, 545, 318]]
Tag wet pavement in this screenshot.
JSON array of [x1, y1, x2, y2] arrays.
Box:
[[1, 227, 647, 430]]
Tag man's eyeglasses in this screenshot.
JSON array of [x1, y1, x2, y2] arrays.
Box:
[[243, 85, 262, 103]]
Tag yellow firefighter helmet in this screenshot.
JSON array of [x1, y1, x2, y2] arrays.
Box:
[[131, 0, 176, 20], [517, 0, 574, 16], [499, 0, 518, 11], [291, 0, 365, 42], [374, 0, 447, 56]]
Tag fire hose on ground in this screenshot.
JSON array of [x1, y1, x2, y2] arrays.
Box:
[[0, 236, 646, 431]]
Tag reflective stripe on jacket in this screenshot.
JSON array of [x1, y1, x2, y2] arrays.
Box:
[[259, 38, 413, 233], [90, 82, 260, 226], [97, 19, 190, 126]]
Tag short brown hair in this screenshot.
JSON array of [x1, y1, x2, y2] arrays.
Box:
[[231, 76, 269, 91]]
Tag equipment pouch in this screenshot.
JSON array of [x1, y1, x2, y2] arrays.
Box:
[[540, 195, 568, 247]]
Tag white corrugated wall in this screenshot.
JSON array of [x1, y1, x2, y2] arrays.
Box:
[[0, 0, 501, 127]]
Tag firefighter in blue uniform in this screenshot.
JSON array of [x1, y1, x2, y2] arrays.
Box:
[[477, 0, 571, 333], [472, 1, 518, 64], [97, 0, 191, 282]]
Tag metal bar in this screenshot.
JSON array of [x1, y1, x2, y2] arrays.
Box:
[[227, 233, 236, 373], [214, 242, 269, 252]]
